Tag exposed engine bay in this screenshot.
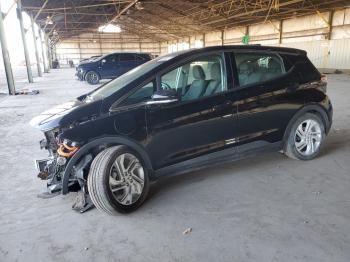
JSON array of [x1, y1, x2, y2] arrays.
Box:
[[36, 128, 94, 213]]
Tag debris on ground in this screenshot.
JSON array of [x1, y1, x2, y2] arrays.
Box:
[[37, 191, 60, 199], [72, 191, 86, 211], [15, 89, 40, 95], [84, 247, 89, 251], [334, 69, 342, 74], [183, 227, 192, 235]]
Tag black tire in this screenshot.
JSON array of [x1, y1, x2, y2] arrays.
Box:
[[85, 71, 100, 85], [284, 113, 326, 160], [87, 146, 149, 215]]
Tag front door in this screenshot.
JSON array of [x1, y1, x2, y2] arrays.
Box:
[[145, 52, 238, 169], [99, 54, 118, 78]]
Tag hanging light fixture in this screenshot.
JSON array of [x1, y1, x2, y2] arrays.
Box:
[[98, 24, 122, 33], [135, 2, 144, 10], [46, 16, 53, 25]]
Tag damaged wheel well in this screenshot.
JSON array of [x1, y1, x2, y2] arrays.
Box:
[[61, 137, 153, 194]]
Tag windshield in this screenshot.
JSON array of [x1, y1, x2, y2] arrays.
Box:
[[89, 55, 175, 100]]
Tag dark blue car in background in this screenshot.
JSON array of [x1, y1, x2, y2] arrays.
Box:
[[76, 52, 152, 85]]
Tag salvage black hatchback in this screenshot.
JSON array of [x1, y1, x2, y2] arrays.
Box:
[[30, 45, 333, 215]]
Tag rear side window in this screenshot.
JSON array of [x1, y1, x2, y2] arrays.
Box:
[[234, 52, 285, 87], [120, 54, 135, 62], [281, 54, 320, 83], [136, 54, 151, 61]]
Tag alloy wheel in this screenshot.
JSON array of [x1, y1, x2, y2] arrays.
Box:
[[294, 119, 322, 156], [108, 153, 145, 205]]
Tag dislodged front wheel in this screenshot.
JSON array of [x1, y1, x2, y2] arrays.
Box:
[[87, 146, 149, 215], [285, 113, 325, 160]]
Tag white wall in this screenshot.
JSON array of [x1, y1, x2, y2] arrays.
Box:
[[56, 32, 161, 65], [162, 8, 350, 70]]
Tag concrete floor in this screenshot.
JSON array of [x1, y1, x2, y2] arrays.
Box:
[[0, 68, 350, 262], [0, 66, 41, 94]]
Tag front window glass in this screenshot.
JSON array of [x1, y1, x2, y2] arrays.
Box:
[[104, 54, 118, 64], [88, 56, 170, 100], [121, 80, 156, 106], [235, 52, 285, 87], [160, 54, 226, 102]]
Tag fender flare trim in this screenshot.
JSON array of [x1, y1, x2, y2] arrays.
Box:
[[282, 103, 331, 146], [62, 136, 152, 194]]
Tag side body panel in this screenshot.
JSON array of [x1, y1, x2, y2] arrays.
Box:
[[231, 51, 322, 151], [144, 52, 238, 170], [145, 92, 237, 169]]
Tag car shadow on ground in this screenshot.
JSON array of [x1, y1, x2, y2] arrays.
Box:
[[145, 129, 350, 207], [321, 129, 350, 155], [146, 151, 283, 202]]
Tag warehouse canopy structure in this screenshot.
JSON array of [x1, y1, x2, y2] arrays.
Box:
[[1, 0, 349, 95], [23, 0, 349, 43]]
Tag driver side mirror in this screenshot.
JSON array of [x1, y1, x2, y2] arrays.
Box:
[[101, 59, 106, 65], [146, 89, 179, 105]]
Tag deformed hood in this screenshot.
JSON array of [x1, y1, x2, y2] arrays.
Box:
[[30, 99, 102, 131]]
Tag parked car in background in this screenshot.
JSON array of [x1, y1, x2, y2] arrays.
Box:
[[76, 52, 152, 85], [79, 55, 101, 64], [31, 45, 332, 215]]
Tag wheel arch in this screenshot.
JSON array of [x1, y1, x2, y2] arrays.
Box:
[[282, 103, 331, 147], [62, 136, 153, 194]]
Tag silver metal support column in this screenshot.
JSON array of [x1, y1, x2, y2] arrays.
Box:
[[0, 2, 15, 95], [30, 14, 42, 77], [278, 20, 283, 44], [39, 29, 48, 73], [45, 34, 52, 68], [221, 30, 225, 45], [17, 0, 33, 83], [99, 33, 102, 55]]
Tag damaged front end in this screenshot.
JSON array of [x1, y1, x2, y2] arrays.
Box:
[[30, 100, 102, 213], [35, 128, 94, 212]]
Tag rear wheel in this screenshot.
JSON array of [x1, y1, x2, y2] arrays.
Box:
[[85, 71, 100, 85], [284, 113, 325, 160], [87, 146, 149, 215]]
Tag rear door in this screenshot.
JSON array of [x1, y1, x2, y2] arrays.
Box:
[[145, 52, 238, 169], [232, 50, 299, 150], [117, 53, 138, 76]]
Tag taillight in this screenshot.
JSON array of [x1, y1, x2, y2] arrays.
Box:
[[321, 74, 327, 83]]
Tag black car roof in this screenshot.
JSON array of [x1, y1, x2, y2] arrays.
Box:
[[167, 45, 306, 58], [107, 52, 150, 55]]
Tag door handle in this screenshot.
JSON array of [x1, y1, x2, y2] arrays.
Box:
[[286, 83, 299, 92], [212, 101, 231, 111]]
